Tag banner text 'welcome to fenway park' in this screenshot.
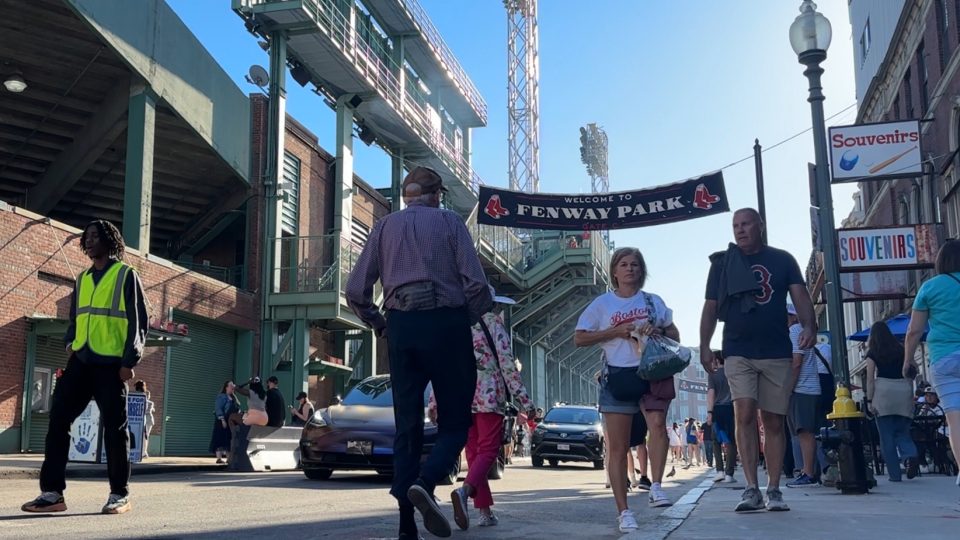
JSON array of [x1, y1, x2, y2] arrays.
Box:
[[477, 171, 729, 231]]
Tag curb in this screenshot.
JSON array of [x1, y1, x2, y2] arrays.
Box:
[[0, 464, 226, 480]]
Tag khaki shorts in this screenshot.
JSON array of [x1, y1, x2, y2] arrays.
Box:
[[725, 356, 795, 415]]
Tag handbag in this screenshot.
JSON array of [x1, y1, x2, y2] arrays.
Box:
[[635, 292, 691, 381], [605, 364, 650, 401], [478, 318, 519, 445], [636, 335, 691, 381]]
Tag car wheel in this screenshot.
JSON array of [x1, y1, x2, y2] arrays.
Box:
[[303, 468, 333, 480], [593, 460, 604, 470], [488, 448, 506, 480], [548, 459, 558, 468], [532, 456, 544, 468]]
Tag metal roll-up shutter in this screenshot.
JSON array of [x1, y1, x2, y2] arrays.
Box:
[[164, 315, 236, 456], [28, 336, 71, 452]]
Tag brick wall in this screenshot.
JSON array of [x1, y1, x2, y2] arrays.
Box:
[[0, 205, 257, 438]]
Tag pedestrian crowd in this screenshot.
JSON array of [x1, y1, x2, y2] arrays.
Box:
[[17, 171, 960, 540]]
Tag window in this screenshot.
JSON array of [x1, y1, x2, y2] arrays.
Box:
[[860, 19, 871, 65], [679, 390, 688, 401], [918, 41, 930, 115], [698, 406, 707, 420], [904, 68, 914, 119], [937, 0, 950, 70], [351, 218, 371, 247], [697, 393, 706, 402], [280, 152, 301, 235]]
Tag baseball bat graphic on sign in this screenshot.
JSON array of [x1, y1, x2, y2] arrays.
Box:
[[868, 146, 917, 174]]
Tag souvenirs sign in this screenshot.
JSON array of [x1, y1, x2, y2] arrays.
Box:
[[828, 120, 922, 182], [477, 172, 729, 231]]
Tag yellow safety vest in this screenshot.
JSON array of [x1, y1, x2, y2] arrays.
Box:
[[72, 262, 131, 357]]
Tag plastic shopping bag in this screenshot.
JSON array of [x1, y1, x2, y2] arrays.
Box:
[[635, 334, 691, 381]]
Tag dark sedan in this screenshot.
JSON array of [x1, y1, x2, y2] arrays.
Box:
[[300, 375, 506, 481], [530, 405, 604, 469]]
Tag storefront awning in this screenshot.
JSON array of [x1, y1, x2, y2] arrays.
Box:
[[27, 315, 190, 347]]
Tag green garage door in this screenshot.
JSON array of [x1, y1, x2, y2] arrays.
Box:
[[164, 315, 236, 456], [27, 335, 71, 452]]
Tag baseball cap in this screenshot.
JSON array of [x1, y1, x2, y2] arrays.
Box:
[[786, 304, 797, 315], [401, 166, 446, 195], [924, 386, 936, 393], [488, 284, 516, 305]]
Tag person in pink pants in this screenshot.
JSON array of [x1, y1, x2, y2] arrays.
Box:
[[430, 287, 534, 530]]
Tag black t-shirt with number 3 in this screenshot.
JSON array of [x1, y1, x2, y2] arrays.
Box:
[[705, 246, 804, 359]]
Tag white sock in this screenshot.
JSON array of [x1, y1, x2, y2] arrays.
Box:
[[652, 482, 662, 490]]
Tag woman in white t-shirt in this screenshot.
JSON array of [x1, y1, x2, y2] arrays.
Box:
[[575, 247, 681, 534]]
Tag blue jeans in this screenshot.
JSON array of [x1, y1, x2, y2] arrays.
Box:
[[875, 415, 918, 481]]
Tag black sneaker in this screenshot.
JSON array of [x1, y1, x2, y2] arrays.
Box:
[[21, 492, 66, 513], [407, 484, 451, 538], [636, 476, 652, 491]]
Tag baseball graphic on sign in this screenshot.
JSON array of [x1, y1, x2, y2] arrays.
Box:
[[839, 150, 859, 171]]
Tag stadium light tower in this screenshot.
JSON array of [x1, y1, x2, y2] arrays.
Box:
[[504, 0, 539, 193]]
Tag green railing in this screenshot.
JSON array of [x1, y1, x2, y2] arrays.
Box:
[[272, 234, 365, 295], [238, 0, 481, 194], [177, 261, 244, 288]]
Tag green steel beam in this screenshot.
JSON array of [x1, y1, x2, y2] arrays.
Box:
[[513, 276, 592, 327], [122, 85, 157, 251], [259, 30, 287, 376], [528, 297, 592, 345]]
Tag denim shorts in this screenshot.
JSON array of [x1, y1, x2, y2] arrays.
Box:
[[598, 367, 675, 414], [931, 350, 960, 413]]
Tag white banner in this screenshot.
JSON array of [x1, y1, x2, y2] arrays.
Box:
[[829, 120, 922, 181]]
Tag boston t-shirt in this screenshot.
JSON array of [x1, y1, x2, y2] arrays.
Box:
[[576, 290, 673, 368], [705, 246, 804, 359]]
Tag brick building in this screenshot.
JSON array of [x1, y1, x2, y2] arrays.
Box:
[[829, 0, 960, 385]]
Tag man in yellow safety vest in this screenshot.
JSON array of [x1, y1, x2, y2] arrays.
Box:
[[22, 219, 148, 515]]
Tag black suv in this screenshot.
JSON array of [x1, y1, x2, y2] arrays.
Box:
[[530, 405, 604, 469]]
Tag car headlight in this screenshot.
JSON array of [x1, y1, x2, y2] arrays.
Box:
[[583, 430, 599, 439]]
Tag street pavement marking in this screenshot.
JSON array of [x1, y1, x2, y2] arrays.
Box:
[[623, 476, 715, 540]]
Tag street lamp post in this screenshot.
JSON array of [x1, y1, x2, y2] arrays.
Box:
[[789, 0, 849, 384]]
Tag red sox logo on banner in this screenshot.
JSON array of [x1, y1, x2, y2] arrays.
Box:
[[478, 171, 729, 230]]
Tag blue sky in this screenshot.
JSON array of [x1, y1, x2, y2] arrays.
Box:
[[167, 0, 860, 347]]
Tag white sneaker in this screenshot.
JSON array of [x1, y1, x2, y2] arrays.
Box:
[[649, 484, 672, 508], [618, 510, 638, 532], [713, 471, 725, 482], [724, 475, 736, 483]]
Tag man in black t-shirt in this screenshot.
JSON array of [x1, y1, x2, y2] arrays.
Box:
[[699, 208, 817, 513], [264, 376, 286, 428]]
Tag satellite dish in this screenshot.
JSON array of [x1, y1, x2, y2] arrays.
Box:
[[247, 65, 269, 87]]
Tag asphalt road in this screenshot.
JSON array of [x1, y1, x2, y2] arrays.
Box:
[[0, 459, 711, 540]]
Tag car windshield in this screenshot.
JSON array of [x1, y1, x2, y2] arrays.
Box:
[[341, 378, 393, 407], [543, 408, 600, 425]]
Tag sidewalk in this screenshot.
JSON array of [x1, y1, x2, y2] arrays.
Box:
[[0, 454, 224, 480], [667, 472, 960, 539]]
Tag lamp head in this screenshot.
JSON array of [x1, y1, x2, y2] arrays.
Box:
[[789, 0, 832, 57], [3, 71, 26, 93]]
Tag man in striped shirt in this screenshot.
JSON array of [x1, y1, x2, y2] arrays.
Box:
[[346, 166, 492, 539], [785, 304, 821, 488]]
